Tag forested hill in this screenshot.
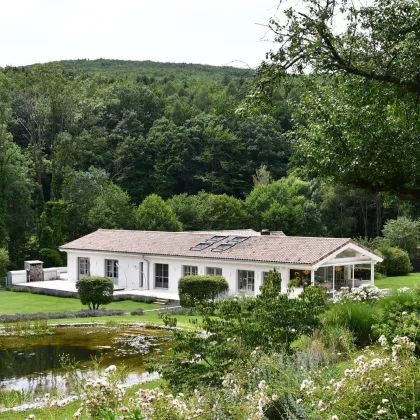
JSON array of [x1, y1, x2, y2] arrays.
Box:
[[0, 58, 414, 271], [55, 58, 254, 82]]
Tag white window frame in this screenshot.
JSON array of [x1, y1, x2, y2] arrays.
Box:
[[206, 267, 222, 276], [105, 259, 119, 285], [183, 265, 198, 276], [155, 263, 169, 289], [78, 257, 90, 280], [238, 270, 255, 292]]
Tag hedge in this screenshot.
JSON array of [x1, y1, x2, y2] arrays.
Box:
[[376, 246, 412, 276], [76, 276, 114, 310], [178, 275, 229, 307]]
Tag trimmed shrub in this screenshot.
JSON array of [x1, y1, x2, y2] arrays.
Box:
[[76, 276, 114, 310], [178, 275, 229, 307], [130, 308, 145, 316], [376, 246, 412, 276]]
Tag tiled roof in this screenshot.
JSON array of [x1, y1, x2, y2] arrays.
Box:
[[60, 229, 356, 265]]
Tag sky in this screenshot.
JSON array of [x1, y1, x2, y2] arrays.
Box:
[[0, 0, 287, 68]]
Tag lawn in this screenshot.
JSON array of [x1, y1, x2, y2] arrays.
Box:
[[0, 291, 160, 314], [375, 272, 420, 293], [0, 291, 200, 329]]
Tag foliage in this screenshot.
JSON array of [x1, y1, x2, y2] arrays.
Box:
[[333, 285, 384, 303], [320, 301, 381, 345], [252, 0, 420, 200], [0, 247, 9, 277], [372, 288, 420, 346], [76, 276, 114, 310], [136, 194, 182, 231], [376, 246, 412, 277], [39, 248, 64, 268], [300, 336, 420, 419], [245, 176, 324, 235], [382, 216, 420, 257], [152, 271, 328, 390], [178, 275, 229, 307]]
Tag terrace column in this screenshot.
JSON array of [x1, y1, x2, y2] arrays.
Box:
[[332, 265, 335, 299], [352, 264, 355, 289], [311, 269, 315, 286], [371, 262, 375, 285]]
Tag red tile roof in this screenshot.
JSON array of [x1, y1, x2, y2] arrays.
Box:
[[60, 229, 356, 265]]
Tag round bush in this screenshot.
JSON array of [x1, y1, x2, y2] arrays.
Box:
[[76, 276, 114, 310], [376, 246, 412, 276], [178, 275, 229, 307]]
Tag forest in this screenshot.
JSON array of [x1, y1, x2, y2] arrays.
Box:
[[0, 50, 419, 270]]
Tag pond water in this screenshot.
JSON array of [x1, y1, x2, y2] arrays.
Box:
[[0, 326, 172, 394]]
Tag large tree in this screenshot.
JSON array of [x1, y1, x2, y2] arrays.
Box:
[[254, 0, 420, 201]]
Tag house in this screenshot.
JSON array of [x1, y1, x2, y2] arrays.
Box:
[[59, 229, 383, 300]]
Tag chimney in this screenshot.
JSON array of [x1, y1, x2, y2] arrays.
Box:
[[261, 229, 271, 236]]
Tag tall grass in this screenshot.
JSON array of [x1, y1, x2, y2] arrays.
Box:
[[320, 301, 381, 345]]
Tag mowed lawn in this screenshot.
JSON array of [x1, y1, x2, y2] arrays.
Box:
[[0, 291, 160, 314], [375, 272, 420, 293], [0, 292, 200, 329]]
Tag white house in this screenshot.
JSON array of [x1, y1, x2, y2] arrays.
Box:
[[58, 229, 383, 300]]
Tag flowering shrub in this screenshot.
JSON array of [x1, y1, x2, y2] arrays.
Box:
[[298, 336, 420, 419], [73, 365, 126, 419], [333, 284, 384, 303]]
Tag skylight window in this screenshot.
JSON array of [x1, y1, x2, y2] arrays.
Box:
[[212, 243, 235, 252], [190, 242, 212, 251], [229, 236, 248, 243]]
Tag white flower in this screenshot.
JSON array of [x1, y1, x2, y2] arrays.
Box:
[[105, 365, 117, 373], [382, 399, 389, 404], [331, 416, 339, 420]]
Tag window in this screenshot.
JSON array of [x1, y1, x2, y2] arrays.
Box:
[[183, 265, 198, 276], [78, 257, 90, 280], [105, 259, 119, 285], [206, 267, 222, 276], [238, 270, 255, 292], [155, 264, 169, 289], [139, 262, 144, 288]]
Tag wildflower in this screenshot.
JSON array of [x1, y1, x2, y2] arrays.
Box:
[[318, 400, 327, 411], [378, 335, 387, 346], [105, 364, 117, 373], [331, 416, 339, 420], [258, 380, 266, 390], [377, 408, 387, 415], [296, 399, 302, 404], [272, 394, 279, 401], [382, 399, 389, 404]]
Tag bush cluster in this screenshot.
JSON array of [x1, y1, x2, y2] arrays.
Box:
[[178, 275, 229, 307], [376, 246, 412, 276]]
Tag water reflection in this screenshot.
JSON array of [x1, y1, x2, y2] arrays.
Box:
[[0, 327, 171, 393]]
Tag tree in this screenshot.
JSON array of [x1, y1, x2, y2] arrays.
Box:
[[382, 217, 420, 258], [137, 194, 182, 231], [88, 184, 136, 230], [253, 0, 420, 201], [292, 77, 420, 201], [0, 248, 9, 277], [76, 276, 114, 310], [167, 192, 249, 231], [245, 176, 324, 235]]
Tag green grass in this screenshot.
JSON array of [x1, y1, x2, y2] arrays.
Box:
[[375, 272, 420, 293], [0, 291, 201, 329], [0, 380, 163, 420], [0, 291, 160, 314]]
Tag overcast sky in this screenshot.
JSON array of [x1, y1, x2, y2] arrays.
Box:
[[1, 0, 286, 68]]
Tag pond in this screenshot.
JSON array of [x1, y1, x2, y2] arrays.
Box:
[[0, 326, 172, 395]]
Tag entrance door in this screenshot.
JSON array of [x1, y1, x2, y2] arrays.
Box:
[[78, 257, 90, 280]]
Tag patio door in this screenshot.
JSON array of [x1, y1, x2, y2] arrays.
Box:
[[78, 257, 90, 280]]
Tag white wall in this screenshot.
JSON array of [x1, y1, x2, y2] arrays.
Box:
[[66, 250, 292, 296], [7, 267, 67, 285]]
